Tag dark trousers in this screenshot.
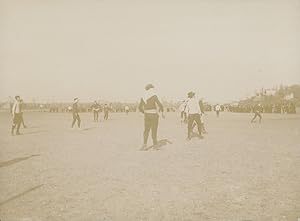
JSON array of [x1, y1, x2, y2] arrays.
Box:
[[252, 112, 262, 122], [72, 113, 81, 128], [93, 111, 99, 121], [188, 113, 202, 138], [144, 113, 159, 145], [11, 113, 22, 134], [104, 111, 109, 120], [216, 111, 220, 117]]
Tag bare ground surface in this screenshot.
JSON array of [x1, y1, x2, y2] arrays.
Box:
[[0, 111, 299, 221]]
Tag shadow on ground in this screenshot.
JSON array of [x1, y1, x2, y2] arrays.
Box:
[[0, 154, 40, 168], [144, 139, 173, 151], [0, 184, 44, 207]]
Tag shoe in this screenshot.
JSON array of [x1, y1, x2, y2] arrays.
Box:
[[186, 137, 191, 141], [16, 132, 21, 135], [140, 144, 147, 151], [198, 135, 204, 139], [24, 125, 27, 128]]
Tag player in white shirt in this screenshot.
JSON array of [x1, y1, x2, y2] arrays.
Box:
[[185, 92, 204, 140], [215, 104, 221, 117]]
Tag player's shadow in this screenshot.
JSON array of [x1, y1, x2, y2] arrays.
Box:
[[190, 132, 201, 138], [81, 127, 97, 131], [0, 154, 40, 169], [144, 139, 173, 151], [0, 184, 44, 206], [23, 130, 47, 135]]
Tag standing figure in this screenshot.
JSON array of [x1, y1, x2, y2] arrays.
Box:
[[11, 96, 22, 135], [139, 84, 164, 150], [91, 101, 100, 122], [9, 96, 14, 115], [125, 105, 130, 115], [199, 98, 207, 134], [186, 92, 204, 140], [215, 104, 221, 117], [179, 100, 188, 124], [20, 99, 27, 128], [251, 103, 263, 123], [71, 98, 81, 128], [103, 104, 110, 120]]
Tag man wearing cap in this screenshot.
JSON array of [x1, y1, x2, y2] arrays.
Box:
[[71, 98, 81, 128], [139, 84, 164, 150], [11, 96, 22, 135], [186, 92, 204, 140]]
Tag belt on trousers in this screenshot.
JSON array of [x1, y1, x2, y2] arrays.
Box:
[[144, 109, 158, 114]]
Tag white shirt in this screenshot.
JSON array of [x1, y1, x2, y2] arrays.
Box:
[[186, 98, 201, 114], [216, 105, 221, 111], [12, 100, 21, 114]]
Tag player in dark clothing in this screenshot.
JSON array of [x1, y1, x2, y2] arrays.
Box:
[[103, 104, 109, 120], [251, 103, 263, 123], [91, 101, 100, 122], [71, 98, 81, 128], [139, 84, 164, 150]]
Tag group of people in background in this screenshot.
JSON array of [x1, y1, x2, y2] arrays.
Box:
[[71, 99, 113, 129], [7, 85, 297, 151]]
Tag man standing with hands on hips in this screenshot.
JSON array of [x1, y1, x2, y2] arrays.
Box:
[[139, 84, 164, 150]]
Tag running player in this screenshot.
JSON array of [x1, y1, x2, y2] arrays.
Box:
[[251, 103, 263, 123]]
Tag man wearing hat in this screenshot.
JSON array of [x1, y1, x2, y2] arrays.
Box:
[[139, 84, 164, 150], [71, 98, 81, 128], [186, 91, 204, 140]]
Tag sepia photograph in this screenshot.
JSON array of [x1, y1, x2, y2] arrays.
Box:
[[0, 0, 300, 220]]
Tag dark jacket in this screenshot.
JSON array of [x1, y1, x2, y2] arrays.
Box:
[[72, 103, 79, 114], [139, 95, 164, 113]]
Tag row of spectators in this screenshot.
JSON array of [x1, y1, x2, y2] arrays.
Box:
[[226, 102, 296, 114]]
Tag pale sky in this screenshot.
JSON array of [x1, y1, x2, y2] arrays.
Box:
[[1, 0, 300, 103]]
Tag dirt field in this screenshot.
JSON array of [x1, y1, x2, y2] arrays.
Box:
[[0, 111, 299, 221]]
